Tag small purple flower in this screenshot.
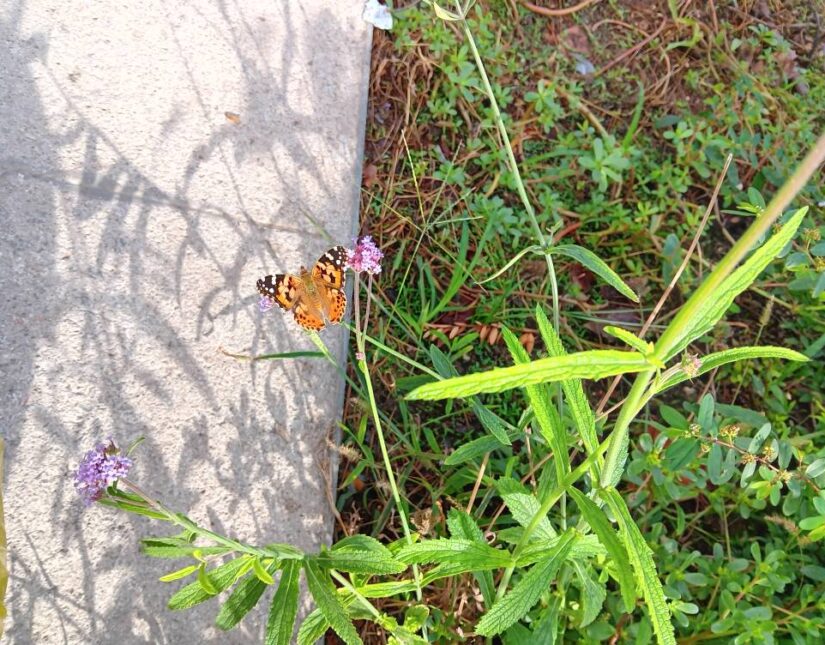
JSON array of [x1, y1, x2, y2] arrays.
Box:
[[346, 235, 384, 275], [74, 439, 133, 506], [259, 295, 275, 313], [355, 351, 365, 361]]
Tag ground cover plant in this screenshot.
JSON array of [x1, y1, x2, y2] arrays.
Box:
[[74, 1, 825, 643]]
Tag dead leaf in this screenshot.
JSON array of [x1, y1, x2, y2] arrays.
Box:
[[224, 111, 241, 124], [363, 163, 379, 187]]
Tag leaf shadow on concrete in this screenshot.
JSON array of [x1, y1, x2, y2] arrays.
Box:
[[1, 1, 367, 643]]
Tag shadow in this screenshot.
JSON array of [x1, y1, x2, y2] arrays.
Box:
[[1, 0, 369, 642]]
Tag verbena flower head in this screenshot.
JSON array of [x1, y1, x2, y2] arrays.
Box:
[[346, 235, 383, 275], [74, 439, 133, 506], [259, 295, 275, 313]]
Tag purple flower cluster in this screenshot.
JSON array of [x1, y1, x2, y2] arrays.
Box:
[[346, 235, 383, 275], [74, 439, 133, 506], [259, 296, 275, 313]]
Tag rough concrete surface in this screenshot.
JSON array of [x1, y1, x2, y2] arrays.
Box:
[[0, 1, 371, 642]]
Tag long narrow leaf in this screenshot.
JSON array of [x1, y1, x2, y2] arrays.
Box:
[[396, 539, 513, 569], [602, 490, 675, 645], [216, 560, 279, 630], [475, 531, 576, 636], [552, 244, 639, 303], [654, 346, 808, 394], [447, 509, 496, 607], [501, 327, 568, 479], [167, 556, 251, 611], [303, 559, 362, 645], [407, 351, 652, 400], [536, 307, 600, 459], [265, 560, 301, 645], [568, 488, 635, 612], [658, 206, 808, 360]]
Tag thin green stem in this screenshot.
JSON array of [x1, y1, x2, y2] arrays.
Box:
[[455, 0, 567, 531], [330, 569, 382, 619], [352, 276, 425, 608]]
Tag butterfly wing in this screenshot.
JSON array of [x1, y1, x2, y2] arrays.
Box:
[[292, 301, 326, 331], [311, 246, 347, 290], [326, 289, 347, 324], [257, 274, 301, 310]]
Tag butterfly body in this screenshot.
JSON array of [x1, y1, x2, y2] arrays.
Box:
[[257, 246, 347, 331]]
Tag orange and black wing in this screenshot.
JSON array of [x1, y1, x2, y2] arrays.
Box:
[[326, 289, 347, 325], [311, 246, 347, 290], [292, 301, 326, 331], [257, 274, 300, 311]]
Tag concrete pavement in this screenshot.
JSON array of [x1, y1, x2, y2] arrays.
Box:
[[0, 1, 371, 642]]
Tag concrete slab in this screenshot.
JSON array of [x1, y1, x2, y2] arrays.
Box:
[[0, 1, 370, 642]]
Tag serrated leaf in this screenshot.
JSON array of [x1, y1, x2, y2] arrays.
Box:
[[516, 534, 605, 567], [601, 489, 675, 645], [658, 207, 808, 360], [167, 557, 252, 610], [297, 607, 330, 645], [265, 560, 301, 645], [604, 326, 654, 356], [316, 549, 406, 575], [654, 346, 809, 394], [496, 477, 556, 540], [536, 307, 599, 459], [551, 244, 639, 302], [475, 531, 575, 636], [501, 326, 568, 478], [216, 559, 280, 630], [573, 561, 606, 628], [567, 488, 636, 612], [303, 559, 361, 644], [396, 539, 513, 569], [407, 351, 651, 400], [447, 509, 495, 607]]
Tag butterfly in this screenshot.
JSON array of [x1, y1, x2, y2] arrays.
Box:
[[257, 246, 347, 331]]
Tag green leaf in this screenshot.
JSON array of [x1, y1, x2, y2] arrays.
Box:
[[303, 559, 362, 644], [654, 346, 809, 393], [602, 490, 675, 645], [253, 557, 276, 585], [216, 559, 280, 630], [475, 531, 576, 636], [806, 458, 825, 478], [536, 308, 599, 459], [168, 557, 251, 610], [567, 488, 636, 612], [501, 326, 568, 478], [516, 534, 605, 567], [496, 478, 556, 540], [141, 538, 230, 559], [198, 562, 218, 594], [396, 539, 513, 570], [552, 244, 639, 302], [159, 565, 199, 582], [658, 206, 808, 360], [317, 549, 406, 575], [447, 509, 496, 607], [297, 607, 330, 645], [265, 560, 301, 645], [604, 326, 654, 356], [407, 351, 651, 400], [573, 561, 606, 628], [444, 433, 514, 465]]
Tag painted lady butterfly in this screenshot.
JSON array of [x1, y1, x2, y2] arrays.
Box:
[[257, 246, 347, 331]]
